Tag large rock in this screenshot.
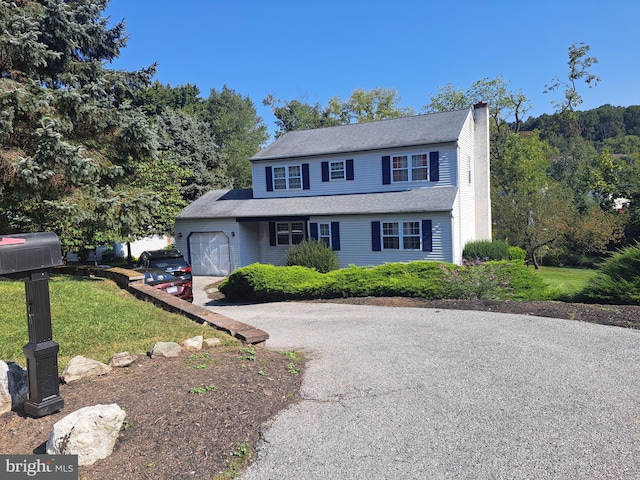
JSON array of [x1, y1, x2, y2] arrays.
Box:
[[0, 361, 28, 415], [61, 355, 112, 383], [109, 352, 138, 368], [204, 337, 222, 347], [148, 341, 182, 358], [46, 403, 126, 465], [181, 335, 203, 352]]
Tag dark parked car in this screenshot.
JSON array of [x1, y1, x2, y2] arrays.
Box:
[[143, 272, 193, 302], [137, 249, 192, 281]]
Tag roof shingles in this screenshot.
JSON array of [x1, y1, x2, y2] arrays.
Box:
[[178, 187, 458, 220], [250, 109, 470, 161]]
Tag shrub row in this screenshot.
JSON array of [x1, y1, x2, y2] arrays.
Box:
[[462, 239, 527, 263], [219, 260, 549, 303]]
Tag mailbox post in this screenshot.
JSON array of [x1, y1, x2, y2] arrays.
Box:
[[0, 232, 64, 417]]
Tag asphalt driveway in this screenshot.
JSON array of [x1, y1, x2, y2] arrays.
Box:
[[197, 280, 640, 479]]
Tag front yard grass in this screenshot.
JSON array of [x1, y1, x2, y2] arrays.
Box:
[[0, 275, 237, 369], [536, 266, 598, 299]]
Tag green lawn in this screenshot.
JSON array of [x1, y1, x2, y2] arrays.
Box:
[[535, 266, 597, 299], [0, 275, 237, 370]]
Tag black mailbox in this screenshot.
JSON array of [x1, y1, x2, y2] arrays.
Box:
[[0, 232, 64, 417], [0, 232, 63, 275]]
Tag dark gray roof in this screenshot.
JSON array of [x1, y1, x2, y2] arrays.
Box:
[[251, 109, 471, 161], [177, 188, 458, 220]]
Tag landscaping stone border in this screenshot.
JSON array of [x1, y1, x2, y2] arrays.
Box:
[[54, 266, 269, 346]]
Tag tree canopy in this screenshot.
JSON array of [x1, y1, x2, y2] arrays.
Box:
[[264, 87, 413, 138], [0, 0, 177, 252]]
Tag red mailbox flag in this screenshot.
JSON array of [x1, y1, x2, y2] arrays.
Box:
[[0, 238, 26, 246]]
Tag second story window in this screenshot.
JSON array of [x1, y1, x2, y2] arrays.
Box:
[[273, 167, 286, 190], [411, 154, 428, 180], [330, 161, 345, 180], [288, 165, 301, 189], [392, 155, 408, 182], [392, 154, 429, 182], [273, 165, 302, 190]]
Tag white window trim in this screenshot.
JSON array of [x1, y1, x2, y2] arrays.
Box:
[[273, 165, 303, 190], [275, 221, 305, 245], [318, 222, 331, 247], [330, 160, 345, 181], [391, 153, 430, 183], [381, 220, 422, 251]]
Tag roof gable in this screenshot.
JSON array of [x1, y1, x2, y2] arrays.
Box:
[[251, 109, 471, 161]]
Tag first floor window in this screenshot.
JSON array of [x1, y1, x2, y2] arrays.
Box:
[[382, 221, 421, 250], [276, 222, 305, 245], [382, 222, 400, 249], [402, 221, 421, 249], [319, 223, 331, 246]]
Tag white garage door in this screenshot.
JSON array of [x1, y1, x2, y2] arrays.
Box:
[[189, 232, 230, 276]]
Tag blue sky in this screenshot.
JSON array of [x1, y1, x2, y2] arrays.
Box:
[[105, 0, 640, 140]]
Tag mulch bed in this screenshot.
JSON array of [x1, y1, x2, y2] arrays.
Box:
[[0, 346, 304, 480], [317, 297, 640, 330]]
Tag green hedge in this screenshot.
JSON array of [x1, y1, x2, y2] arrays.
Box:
[[219, 260, 548, 303], [463, 240, 509, 261]]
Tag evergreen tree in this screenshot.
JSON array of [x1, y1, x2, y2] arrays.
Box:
[[156, 108, 231, 201], [0, 0, 176, 253]]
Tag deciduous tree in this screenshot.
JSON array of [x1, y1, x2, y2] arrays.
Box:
[[328, 87, 415, 124], [263, 95, 340, 138], [202, 86, 268, 188]]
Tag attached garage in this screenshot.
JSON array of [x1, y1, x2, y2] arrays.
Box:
[[188, 232, 230, 276]]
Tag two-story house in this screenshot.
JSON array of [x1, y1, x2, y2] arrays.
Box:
[[174, 103, 491, 276]]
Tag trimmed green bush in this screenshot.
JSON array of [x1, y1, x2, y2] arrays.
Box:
[[219, 260, 550, 303], [508, 246, 526, 262], [463, 240, 509, 261], [286, 239, 339, 273], [577, 243, 640, 304]]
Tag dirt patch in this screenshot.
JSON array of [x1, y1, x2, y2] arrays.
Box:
[[0, 347, 304, 480], [1, 289, 638, 480]]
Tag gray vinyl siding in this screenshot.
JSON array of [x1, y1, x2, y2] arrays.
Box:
[[252, 144, 457, 199], [258, 221, 288, 266], [250, 213, 453, 270], [308, 213, 452, 267], [238, 222, 260, 266]]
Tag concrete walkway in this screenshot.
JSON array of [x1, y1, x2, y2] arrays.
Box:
[[193, 277, 640, 479]]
